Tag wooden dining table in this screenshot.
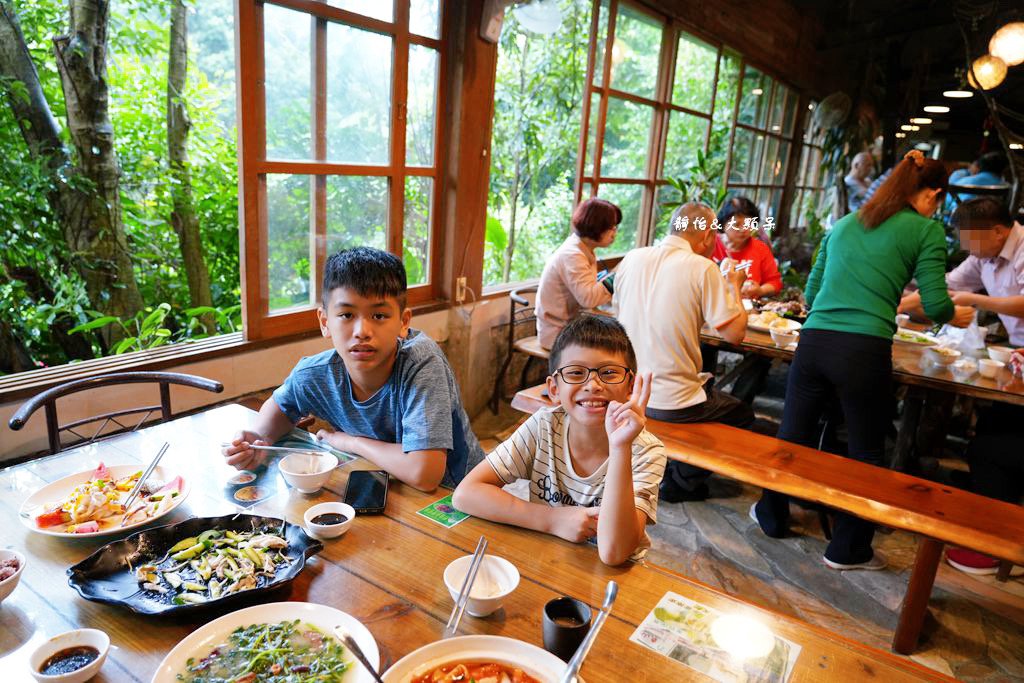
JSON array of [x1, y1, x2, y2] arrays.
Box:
[[0, 404, 953, 682], [700, 327, 1024, 406]]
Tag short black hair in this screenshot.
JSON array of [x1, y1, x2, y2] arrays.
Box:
[[322, 247, 407, 308], [951, 197, 1012, 231], [548, 314, 637, 375], [976, 152, 1007, 176], [717, 195, 760, 229]]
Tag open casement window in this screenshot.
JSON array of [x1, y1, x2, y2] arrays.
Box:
[[789, 101, 829, 228], [236, 0, 445, 340], [577, 1, 749, 251], [725, 64, 800, 228]]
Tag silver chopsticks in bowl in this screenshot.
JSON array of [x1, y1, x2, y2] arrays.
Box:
[[122, 442, 170, 512], [444, 535, 488, 639]]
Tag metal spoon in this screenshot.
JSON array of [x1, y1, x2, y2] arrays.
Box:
[[560, 580, 618, 683]]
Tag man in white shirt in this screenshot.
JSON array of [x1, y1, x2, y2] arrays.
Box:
[[614, 202, 753, 502], [899, 197, 1024, 345]]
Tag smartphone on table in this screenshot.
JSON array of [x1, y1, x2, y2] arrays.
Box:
[[344, 470, 389, 515]]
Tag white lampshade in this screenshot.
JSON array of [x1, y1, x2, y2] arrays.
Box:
[[924, 105, 950, 113], [989, 22, 1024, 67], [942, 90, 973, 98], [910, 118, 932, 124], [967, 54, 1007, 90]]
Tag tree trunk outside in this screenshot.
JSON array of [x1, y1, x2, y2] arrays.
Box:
[[52, 0, 143, 326], [0, 0, 141, 348], [168, 0, 214, 330], [501, 35, 531, 284]]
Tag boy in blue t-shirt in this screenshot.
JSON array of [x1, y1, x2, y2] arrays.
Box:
[[223, 247, 482, 490]]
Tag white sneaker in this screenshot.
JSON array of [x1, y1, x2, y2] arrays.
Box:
[[748, 503, 760, 525], [823, 550, 888, 571]]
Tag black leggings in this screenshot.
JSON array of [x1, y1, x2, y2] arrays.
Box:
[[756, 328, 893, 564]]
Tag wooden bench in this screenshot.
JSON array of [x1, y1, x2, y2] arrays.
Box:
[[511, 384, 1024, 655]]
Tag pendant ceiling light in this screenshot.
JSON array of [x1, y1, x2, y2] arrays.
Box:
[[924, 105, 950, 113], [943, 90, 974, 98], [989, 21, 1024, 66], [967, 54, 1007, 90]]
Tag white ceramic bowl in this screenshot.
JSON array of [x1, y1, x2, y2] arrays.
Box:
[[29, 628, 110, 683], [769, 328, 799, 347], [987, 346, 1014, 364], [279, 451, 339, 493], [950, 358, 978, 380], [443, 554, 520, 618], [382, 635, 567, 683], [303, 501, 355, 539], [895, 313, 910, 328], [0, 549, 25, 604], [979, 358, 1004, 379], [925, 346, 962, 366]]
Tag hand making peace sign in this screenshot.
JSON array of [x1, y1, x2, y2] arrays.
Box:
[[605, 371, 652, 450]]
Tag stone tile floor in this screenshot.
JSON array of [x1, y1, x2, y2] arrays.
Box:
[[473, 395, 1024, 681]]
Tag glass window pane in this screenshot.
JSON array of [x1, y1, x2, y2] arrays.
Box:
[[593, 0, 610, 87], [768, 82, 785, 133], [600, 97, 653, 179], [266, 174, 313, 312], [729, 129, 763, 184], [264, 5, 311, 160], [652, 184, 673, 243], [409, 0, 439, 38], [407, 45, 438, 167], [673, 33, 716, 113], [663, 111, 708, 180], [782, 88, 798, 137], [708, 50, 739, 186], [595, 183, 642, 256], [325, 176, 387, 257], [790, 188, 804, 227], [326, 23, 392, 164], [609, 5, 661, 99], [773, 140, 790, 185], [738, 65, 769, 128], [758, 137, 778, 185], [585, 92, 602, 178], [327, 0, 393, 22], [404, 177, 433, 286]]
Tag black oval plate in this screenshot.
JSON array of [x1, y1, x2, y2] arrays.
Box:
[[66, 514, 323, 616]]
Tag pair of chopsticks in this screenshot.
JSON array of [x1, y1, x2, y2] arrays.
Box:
[[220, 442, 327, 455], [122, 442, 170, 511], [444, 535, 489, 639], [334, 628, 385, 683]]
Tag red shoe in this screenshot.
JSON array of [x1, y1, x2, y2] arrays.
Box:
[[946, 548, 1024, 576]]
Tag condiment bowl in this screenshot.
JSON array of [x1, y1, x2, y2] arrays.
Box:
[[979, 358, 1004, 379], [29, 628, 109, 683], [304, 501, 355, 539], [895, 313, 910, 328], [279, 451, 339, 494], [0, 548, 25, 604], [987, 346, 1014, 364], [444, 554, 520, 618]]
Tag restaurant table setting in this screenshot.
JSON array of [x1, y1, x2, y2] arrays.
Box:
[[0, 404, 955, 682]]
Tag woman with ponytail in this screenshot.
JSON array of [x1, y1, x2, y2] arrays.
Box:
[[750, 150, 974, 570]]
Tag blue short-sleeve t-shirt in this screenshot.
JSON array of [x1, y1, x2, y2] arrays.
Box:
[[272, 329, 482, 488]]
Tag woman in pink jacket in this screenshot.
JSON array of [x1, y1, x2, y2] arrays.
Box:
[[535, 198, 620, 348]]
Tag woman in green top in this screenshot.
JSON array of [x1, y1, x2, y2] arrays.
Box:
[[750, 150, 973, 571]]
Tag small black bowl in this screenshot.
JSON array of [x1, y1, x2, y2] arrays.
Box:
[[67, 514, 322, 616]]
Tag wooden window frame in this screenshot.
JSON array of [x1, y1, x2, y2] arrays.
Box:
[[237, 0, 447, 341]]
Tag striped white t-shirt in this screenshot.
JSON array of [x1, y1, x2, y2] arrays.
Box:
[[487, 406, 667, 557]]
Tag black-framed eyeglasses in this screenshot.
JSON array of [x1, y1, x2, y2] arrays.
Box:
[[554, 364, 631, 385]]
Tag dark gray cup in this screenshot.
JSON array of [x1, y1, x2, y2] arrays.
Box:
[[542, 596, 592, 661]]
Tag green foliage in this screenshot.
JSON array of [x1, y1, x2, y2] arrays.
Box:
[[69, 302, 242, 354], [0, 0, 240, 374], [656, 150, 728, 241], [484, 1, 592, 285]]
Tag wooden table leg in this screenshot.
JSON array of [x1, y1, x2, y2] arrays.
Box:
[[892, 387, 924, 472], [893, 537, 944, 654]]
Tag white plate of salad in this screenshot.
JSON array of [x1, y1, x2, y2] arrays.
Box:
[[893, 328, 938, 345], [152, 601, 379, 683], [19, 462, 189, 538]]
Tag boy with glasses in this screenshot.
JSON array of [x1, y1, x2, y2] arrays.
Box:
[[453, 314, 667, 565]]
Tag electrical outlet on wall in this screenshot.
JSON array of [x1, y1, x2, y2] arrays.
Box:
[[455, 276, 467, 304]]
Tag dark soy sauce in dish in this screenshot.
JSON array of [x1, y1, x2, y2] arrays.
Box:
[[40, 646, 100, 675], [552, 615, 585, 627], [310, 512, 349, 526]]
